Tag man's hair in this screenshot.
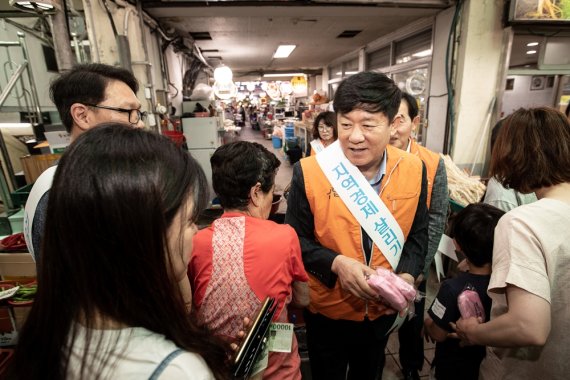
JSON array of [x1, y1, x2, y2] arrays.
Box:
[[490, 107, 570, 193], [401, 92, 419, 120], [312, 111, 338, 140], [49, 63, 139, 133], [449, 203, 505, 267], [211, 141, 281, 210], [333, 71, 401, 122]]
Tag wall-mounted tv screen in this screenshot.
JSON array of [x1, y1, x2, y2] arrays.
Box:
[[508, 0, 570, 25]]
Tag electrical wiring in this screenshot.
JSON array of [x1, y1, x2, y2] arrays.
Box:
[[101, 0, 119, 38], [444, 0, 463, 156]]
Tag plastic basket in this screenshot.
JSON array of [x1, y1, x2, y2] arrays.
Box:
[[272, 136, 282, 149], [449, 198, 466, 213], [10, 184, 33, 208], [284, 126, 295, 138], [162, 131, 185, 148]]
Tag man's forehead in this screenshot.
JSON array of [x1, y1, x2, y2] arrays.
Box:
[[339, 111, 388, 121], [102, 80, 140, 107]]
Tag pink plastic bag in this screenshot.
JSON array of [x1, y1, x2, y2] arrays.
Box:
[[457, 284, 486, 322], [366, 267, 417, 312]]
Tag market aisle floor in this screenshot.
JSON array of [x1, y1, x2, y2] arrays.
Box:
[[239, 122, 440, 380]]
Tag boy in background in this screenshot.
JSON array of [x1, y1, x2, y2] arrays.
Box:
[[424, 203, 504, 380]]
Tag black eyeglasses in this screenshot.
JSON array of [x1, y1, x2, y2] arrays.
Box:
[[85, 103, 148, 124]]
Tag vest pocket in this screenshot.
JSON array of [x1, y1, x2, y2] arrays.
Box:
[[386, 191, 418, 212]]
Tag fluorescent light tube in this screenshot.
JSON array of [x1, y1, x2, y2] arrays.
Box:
[[273, 45, 296, 59], [263, 73, 305, 78]]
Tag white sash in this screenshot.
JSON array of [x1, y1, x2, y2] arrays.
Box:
[[309, 139, 325, 154], [315, 141, 404, 269], [23, 165, 57, 261]]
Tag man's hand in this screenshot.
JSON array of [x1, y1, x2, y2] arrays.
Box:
[[450, 316, 482, 346], [331, 255, 377, 300], [397, 272, 415, 286]]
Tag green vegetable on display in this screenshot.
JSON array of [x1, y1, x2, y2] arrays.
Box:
[[12, 284, 37, 302]]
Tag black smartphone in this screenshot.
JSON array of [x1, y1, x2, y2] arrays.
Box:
[[232, 297, 277, 379]]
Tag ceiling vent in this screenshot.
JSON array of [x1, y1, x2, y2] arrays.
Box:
[[190, 32, 212, 40], [337, 30, 362, 38]]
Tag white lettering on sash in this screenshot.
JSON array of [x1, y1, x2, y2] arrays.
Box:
[[315, 141, 405, 269]]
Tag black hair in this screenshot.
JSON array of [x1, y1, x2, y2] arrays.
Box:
[[490, 118, 506, 153], [312, 111, 338, 140], [211, 141, 280, 210], [9, 124, 230, 379], [49, 63, 139, 133], [449, 203, 505, 267], [401, 92, 419, 120], [333, 71, 401, 122]]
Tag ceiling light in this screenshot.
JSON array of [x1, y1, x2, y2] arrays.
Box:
[[263, 73, 305, 78], [412, 49, 432, 58], [9, 0, 60, 14], [526, 50, 537, 55], [273, 45, 296, 59], [526, 42, 539, 47], [214, 65, 233, 83]]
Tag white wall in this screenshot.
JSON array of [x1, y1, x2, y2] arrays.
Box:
[[164, 45, 184, 116], [425, 7, 454, 153], [501, 75, 556, 117], [452, 0, 504, 174]]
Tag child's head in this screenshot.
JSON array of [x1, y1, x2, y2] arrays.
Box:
[[450, 203, 505, 267]]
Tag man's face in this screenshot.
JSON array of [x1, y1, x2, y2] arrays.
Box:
[[389, 100, 417, 150], [89, 80, 144, 128], [338, 109, 397, 176], [72, 79, 143, 138]]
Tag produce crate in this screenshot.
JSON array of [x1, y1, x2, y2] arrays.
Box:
[[10, 184, 33, 208], [449, 198, 466, 213]]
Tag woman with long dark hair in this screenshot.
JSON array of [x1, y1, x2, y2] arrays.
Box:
[[9, 124, 230, 379]]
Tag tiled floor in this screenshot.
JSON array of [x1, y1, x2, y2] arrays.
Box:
[[239, 122, 442, 380]]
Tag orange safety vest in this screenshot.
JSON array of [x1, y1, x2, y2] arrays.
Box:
[[408, 139, 440, 208], [300, 144, 423, 321]]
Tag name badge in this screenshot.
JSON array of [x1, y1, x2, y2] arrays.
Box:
[[267, 322, 294, 353]]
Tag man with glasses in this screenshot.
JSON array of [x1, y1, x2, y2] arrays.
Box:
[[24, 63, 144, 260], [390, 92, 448, 380]]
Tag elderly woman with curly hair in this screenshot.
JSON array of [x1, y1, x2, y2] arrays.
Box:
[[189, 141, 309, 379]]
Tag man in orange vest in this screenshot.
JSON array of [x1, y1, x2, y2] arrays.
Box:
[[285, 72, 428, 380], [390, 92, 449, 380]]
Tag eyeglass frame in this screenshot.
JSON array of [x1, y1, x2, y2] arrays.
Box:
[[84, 103, 148, 124]]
